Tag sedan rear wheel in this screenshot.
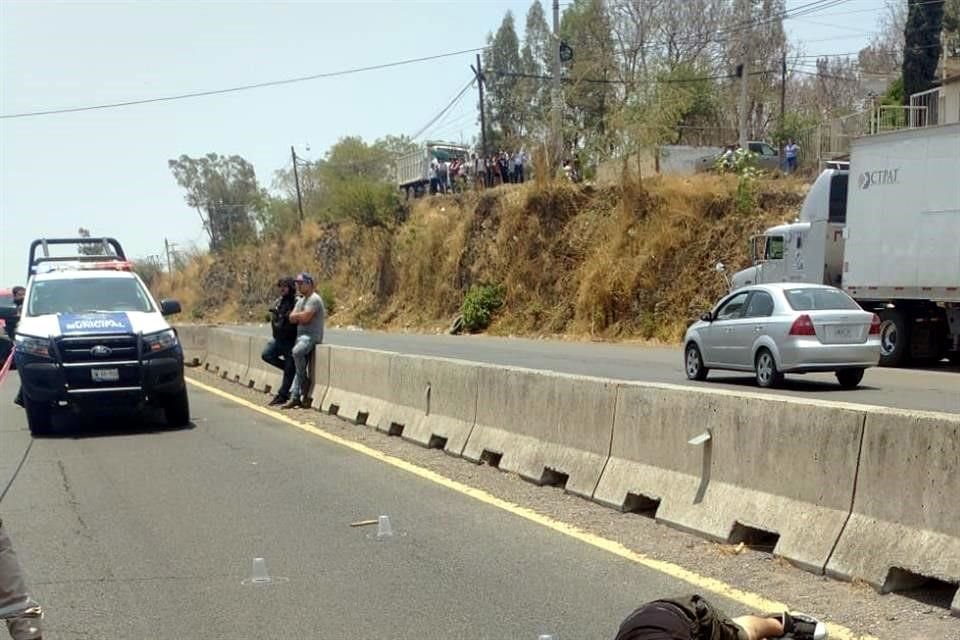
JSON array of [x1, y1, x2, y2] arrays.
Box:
[[754, 348, 783, 388], [835, 368, 865, 389], [685, 343, 708, 381]]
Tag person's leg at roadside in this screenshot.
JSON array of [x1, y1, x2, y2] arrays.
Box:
[[0, 519, 43, 640], [261, 339, 283, 370], [277, 342, 296, 401], [262, 339, 288, 405], [283, 335, 315, 408]]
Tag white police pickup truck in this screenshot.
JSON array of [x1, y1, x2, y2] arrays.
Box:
[[12, 237, 188, 435]]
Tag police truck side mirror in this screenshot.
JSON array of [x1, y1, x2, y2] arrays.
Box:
[[159, 299, 182, 316]]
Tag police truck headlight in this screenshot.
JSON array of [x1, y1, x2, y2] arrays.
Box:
[[14, 335, 51, 358], [143, 329, 179, 354]]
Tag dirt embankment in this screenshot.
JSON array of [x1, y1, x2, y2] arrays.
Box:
[[153, 174, 807, 343]]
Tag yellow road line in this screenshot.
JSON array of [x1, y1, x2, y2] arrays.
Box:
[[186, 376, 877, 640]]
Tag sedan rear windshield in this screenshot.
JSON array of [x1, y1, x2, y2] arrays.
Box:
[[28, 277, 154, 316], [784, 288, 860, 311]]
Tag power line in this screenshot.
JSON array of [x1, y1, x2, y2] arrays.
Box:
[[789, 17, 876, 34], [410, 78, 476, 141], [491, 68, 778, 86], [1, 46, 488, 120], [611, 0, 857, 53]]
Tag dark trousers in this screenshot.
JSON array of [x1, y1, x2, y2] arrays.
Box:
[[615, 595, 747, 640], [261, 339, 295, 398]]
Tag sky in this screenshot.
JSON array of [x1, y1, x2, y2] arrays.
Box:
[[0, 0, 889, 285]]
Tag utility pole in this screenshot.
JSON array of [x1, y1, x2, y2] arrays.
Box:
[[737, 0, 750, 150], [164, 238, 176, 274], [738, 55, 750, 149], [779, 50, 787, 160], [552, 0, 562, 163], [471, 54, 488, 158], [290, 145, 305, 226]]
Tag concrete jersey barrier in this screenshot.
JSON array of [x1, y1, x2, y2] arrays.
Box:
[[593, 384, 864, 574], [174, 325, 210, 366], [462, 365, 617, 499], [374, 353, 479, 455], [320, 347, 394, 427], [826, 409, 960, 615], [204, 330, 252, 384], [246, 334, 282, 393]]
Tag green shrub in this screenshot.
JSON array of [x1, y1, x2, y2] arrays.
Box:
[[461, 283, 504, 332], [319, 284, 336, 316]]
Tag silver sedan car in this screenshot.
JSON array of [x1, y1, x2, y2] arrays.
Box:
[[683, 283, 881, 388]]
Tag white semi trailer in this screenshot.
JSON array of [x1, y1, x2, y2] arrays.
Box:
[[732, 122, 960, 366]]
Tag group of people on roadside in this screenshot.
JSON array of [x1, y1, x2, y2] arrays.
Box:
[[429, 149, 528, 195], [261, 272, 325, 409], [471, 149, 527, 189]]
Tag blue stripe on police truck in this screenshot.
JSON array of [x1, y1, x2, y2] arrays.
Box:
[[58, 313, 133, 335]]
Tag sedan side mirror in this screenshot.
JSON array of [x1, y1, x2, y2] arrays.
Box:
[[700, 311, 713, 322], [160, 299, 182, 316]]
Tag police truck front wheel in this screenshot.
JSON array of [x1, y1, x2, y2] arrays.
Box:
[[163, 389, 191, 428], [24, 397, 52, 437]]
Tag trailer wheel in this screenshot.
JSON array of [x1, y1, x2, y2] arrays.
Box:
[[878, 309, 910, 367]]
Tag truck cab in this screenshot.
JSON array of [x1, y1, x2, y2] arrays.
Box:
[[13, 237, 189, 435], [732, 167, 849, 291]]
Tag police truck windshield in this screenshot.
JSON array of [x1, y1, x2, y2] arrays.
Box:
[[28, 278, 155, 316]]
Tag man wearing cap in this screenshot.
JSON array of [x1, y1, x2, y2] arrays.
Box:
[[283, 272, 325, 409]]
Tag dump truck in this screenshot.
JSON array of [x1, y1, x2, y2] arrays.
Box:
[[396, 141, 471, 198]]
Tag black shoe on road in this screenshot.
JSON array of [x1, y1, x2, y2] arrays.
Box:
[[268, 395, 288, 406], [281, 398, 303, 410]]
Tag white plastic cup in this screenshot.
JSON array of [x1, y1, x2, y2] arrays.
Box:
[[376, 515, 394, 538], [251, 557, 271, 584]]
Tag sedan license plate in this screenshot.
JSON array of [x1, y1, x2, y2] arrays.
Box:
[[91, 368, 119, 382], [826, 325, 855, 342]]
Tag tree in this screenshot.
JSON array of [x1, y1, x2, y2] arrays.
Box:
[[375, 134, 419, 177], [902, 0, 945, 100], [943, 0, 960, 66], [76, 227, 108, 255], [168, 154, 263, 251], [265, 136, 404, 229], [518, 1, 553, 142], [483, 12, 523, 145], [560, 0, 619, 156], [858, 1, 907, 79], [723, 0, 787, 141]]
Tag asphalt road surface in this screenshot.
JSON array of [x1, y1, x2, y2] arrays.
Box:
[[0, 374, 763, 640], [224, 325, 960, 414]]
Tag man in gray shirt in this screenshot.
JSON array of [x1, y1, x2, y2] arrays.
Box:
[[282, 272, 325, 409]]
